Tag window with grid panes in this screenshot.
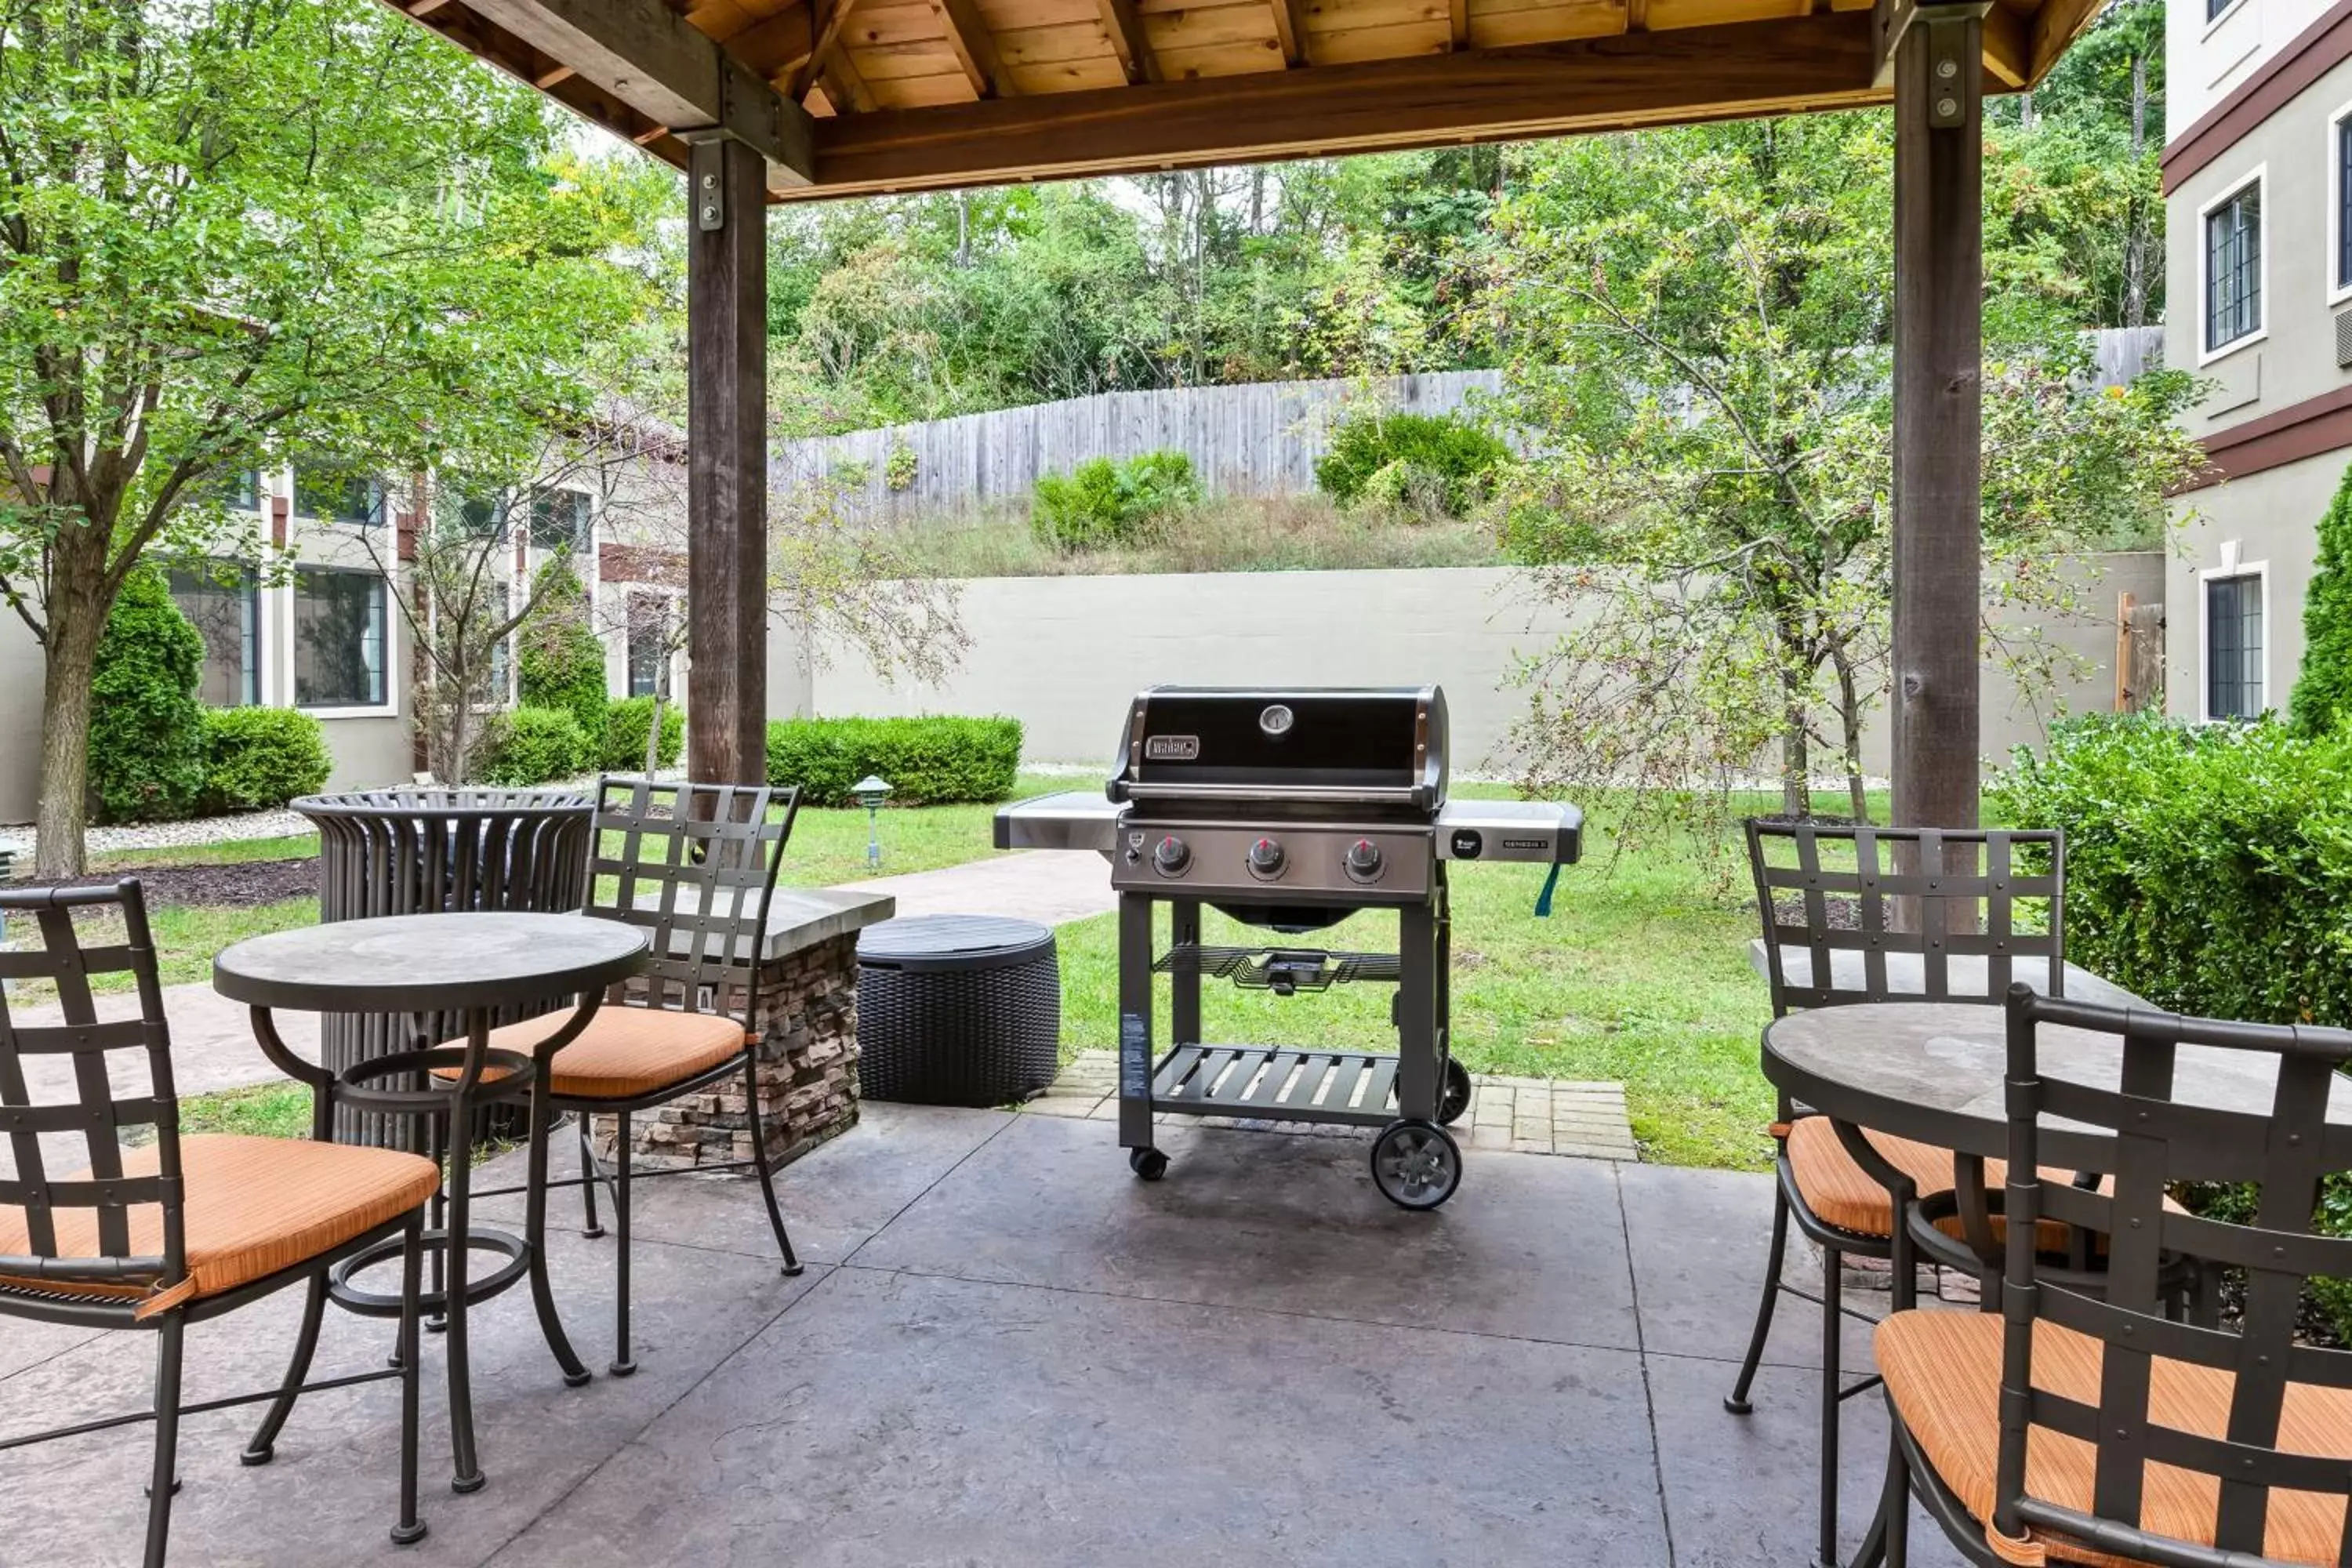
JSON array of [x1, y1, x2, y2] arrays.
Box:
[[2205, 573, 2263, 720], [2205, 180, 2262, 354]]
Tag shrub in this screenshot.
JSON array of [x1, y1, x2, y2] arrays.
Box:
[[200, 707, 332, 813], [2291, 461, 2352, 735], [475, 706, 594, 787], [600, 696, 685, 773], [1992, 710, 2352, 1344], [1314, 410, 1509, 517], [517, 561, 608, 738], [765, 715, 1021, 806], [884, 439, 920, 492], [1030, 450, 1200, 553], [89, 568, 208, 823]]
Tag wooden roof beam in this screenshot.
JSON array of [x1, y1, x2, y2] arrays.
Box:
[[1268, 0, 1307, 64], [1098, 0, 1162, 83], [805, 12, 1886, 196], [1447, 0, 1468, 49], [931, 0, 1013, 96], [451, 0, 815, 183], [789, 0, 862, 98]]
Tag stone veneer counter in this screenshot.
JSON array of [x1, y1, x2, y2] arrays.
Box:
[[600, 886, 897, 1170]]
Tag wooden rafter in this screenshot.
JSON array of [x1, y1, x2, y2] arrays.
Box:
[[789, 0, 862, 98], [1268, 0, 1308, 63], [1097, 0, 1162, 83], [1447, 0, 1468, 49], [1980, 2, 2027, 85], [532, 62, 576, 85], [454, 0, 816, 179], [931, 0, 1012, 97], [808, 13, 1881, 196], [724, 5, 817, 78]]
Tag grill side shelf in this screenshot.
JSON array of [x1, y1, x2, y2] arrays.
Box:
[[1149, 1044, 1403, 1127]]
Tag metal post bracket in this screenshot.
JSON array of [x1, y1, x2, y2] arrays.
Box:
[[1872, 0, 1991, 96]]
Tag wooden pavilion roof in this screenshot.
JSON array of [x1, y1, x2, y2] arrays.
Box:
[[398, 0, 2100, 199]]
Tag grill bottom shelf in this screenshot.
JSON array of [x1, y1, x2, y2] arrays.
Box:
[[1152, 1044, 1418, 1127]]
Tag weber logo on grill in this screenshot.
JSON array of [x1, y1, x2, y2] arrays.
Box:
[[1145, 735, 1201, 761]]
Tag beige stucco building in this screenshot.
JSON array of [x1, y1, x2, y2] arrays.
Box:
[[0, 452, 694, 826], [2163, 0, 2352, 718]]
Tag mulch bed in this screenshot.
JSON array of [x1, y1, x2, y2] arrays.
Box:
[[16, 858, 319, 909]]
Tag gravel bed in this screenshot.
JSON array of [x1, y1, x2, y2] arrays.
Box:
[[0, 807, 318, 861]]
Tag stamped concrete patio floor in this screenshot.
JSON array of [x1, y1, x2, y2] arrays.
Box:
[[0, 1105, 1964, 1567]]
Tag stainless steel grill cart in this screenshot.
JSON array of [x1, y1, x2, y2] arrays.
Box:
[[996, 685, 1581, 1209]]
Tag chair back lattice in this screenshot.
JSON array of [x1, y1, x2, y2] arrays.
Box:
[[0, 881, 184, 1305], [1996, 988, 2352, 1566], [1746, 822, 2064, 1017], [587, 778, 797, 1029]]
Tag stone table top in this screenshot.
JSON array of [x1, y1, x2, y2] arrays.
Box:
[[630, 885, 897, 967], [1762, 1000, 2352, 1177], [214, 911, 648, 1013], [1744, 938, 2151, 1010]]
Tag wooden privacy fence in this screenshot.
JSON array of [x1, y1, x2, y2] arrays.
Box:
[[777, 328, 2164, 521]]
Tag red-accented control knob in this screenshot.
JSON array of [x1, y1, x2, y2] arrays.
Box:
[[1345, 837, 1383, 880], [1152, 835, 1190, 875], [1247, 836, 1285, 877]]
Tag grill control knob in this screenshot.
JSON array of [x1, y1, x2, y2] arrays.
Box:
[[1345, 838, 1384, 881], [1152, 835, 1190, 876], [1247, 836, 1286, 877]]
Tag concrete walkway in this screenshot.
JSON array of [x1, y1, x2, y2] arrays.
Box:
[[0, 1104, 1962, 1567], [840, 848, 1113, 925], [4, 982, 315, 1102]]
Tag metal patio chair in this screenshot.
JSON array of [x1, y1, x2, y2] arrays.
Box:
[[1726, 822, 2069, 1568], [0, 881, 436, 1563], [462, 777, 803, 1377], [1875, 987, 2352, 1568]]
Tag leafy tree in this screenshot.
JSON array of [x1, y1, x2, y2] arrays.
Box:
[[0, 0, 652, 873], [1471, 114, 2205, 841], [517, 558, 609, 738], [2291, 463, 2352, 737]]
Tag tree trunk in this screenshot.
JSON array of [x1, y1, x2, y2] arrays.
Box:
[[34, 582, 107, 879], [2122, 51, 2148, 330], [644, 691, 665, 775], [1834, 651, 1870, 825]]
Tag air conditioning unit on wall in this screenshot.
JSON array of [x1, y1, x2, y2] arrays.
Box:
[[2339, 307, 2352, 369]]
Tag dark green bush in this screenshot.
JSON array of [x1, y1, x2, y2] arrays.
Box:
[[476, 706, 594, 787], [200, 707, 332, 813], [600, 696, 684, 773], [89, 569, 209, 823], [1314, 410, 1509, 518], [1031, 450, 1200, 553], [1992, 711, 2352, 1342], [2291, 462, 2352, 736], [517, 561, 608, 738], [765, 716, 1021, 806]]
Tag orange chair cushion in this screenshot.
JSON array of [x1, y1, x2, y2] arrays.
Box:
[[1878, 1308, 2352, 1568], [1784, 1117, 2165, 1251], [434, 1007, 750, 1101], [0, 1134, 439, 1319]]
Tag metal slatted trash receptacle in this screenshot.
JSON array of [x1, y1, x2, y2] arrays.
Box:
[[856, 915, 1060, 1107], [294, 788, 595, 1146]]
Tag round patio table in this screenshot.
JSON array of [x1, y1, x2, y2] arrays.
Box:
[[214, 911, 647, 1496], [1763, 1000, 2352, 1181]]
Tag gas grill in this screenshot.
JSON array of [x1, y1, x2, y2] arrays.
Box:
[[994, 685, 1582, 1209]]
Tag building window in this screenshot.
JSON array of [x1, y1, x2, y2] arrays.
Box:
[[2203, 177, 2263, 356], [2205, 572, 2265, 720], [530, 489, 593, 554], [295, 464, 383, 525], [2205, 0, 2234, 20], [223, 468, 261, 512], [294, 568, 388, 710], [2339, 114, 2352, 294], [167, 565, 260, 707], [626, 593, 668, 698]]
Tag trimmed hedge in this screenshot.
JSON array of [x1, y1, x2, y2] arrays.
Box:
[[1990, 712, 2352, 1027], [200, 707, 332, 813], [765, 716, 1021, 806], [600, 696, 684, 773], [476, 706, 595, 787], [2292, 462, 2352, 736], [89, 570, 209, 824], [517, 561, 608, 739], [1992, 711, 2352, 1342]]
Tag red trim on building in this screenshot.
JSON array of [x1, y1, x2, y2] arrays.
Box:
[[2179, 385, 2352, 489], [270, 495, 289, 549], [2161, 0, 2352, 194]]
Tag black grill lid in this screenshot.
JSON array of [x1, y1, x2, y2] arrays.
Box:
[[1107, 685, 1446, 811]]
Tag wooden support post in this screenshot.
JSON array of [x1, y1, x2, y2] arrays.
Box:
[[1889, 4, 1983, 835], [686, 135, 769, 786]]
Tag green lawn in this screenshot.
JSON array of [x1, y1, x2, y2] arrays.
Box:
[[90, 832, 318, 870], [775, 770, 1075, 886]]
